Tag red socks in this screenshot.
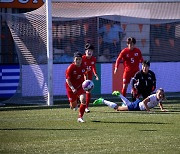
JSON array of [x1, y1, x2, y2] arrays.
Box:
[[86, 92, 91, 108], [121, 88, 127, 97], [79, 104, 86, 118]]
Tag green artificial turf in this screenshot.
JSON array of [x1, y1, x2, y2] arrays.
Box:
[[0, 101, 179, 154]]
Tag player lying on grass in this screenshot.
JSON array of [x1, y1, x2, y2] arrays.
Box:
[[93, 88, 168, 112]]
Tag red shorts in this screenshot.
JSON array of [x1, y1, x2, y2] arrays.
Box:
[[123, 69, 139, 84], [66, 86, 85, 103]]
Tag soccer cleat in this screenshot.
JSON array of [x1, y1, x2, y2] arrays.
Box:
[[85, 108, 90, 113], [77, 118, 85, 123], [112, 91, 120, 96], [73, 106, 78, 111], [121, 102, 127, 107], [93, 98, 104, 105], [70, 105, 78, 111]]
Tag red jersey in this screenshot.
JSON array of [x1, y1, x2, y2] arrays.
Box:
[[82, 55, 97, 80], [115, 47, 143, 72], [65, 63, 86, 91]]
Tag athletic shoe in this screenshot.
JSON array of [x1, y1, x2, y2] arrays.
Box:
[[70, 105, 78, 111], [85, 108, 90, 113], [93, 98, 104, 105], [77, 118, 85, 123], [112, 91, 120, 96], [73, 106, 78, 111], [121, 102, 127, 107]]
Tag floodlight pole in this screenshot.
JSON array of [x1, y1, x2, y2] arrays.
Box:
[[46, 0, 53, 106]]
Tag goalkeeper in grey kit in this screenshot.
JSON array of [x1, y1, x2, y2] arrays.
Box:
[[131, 60, 156, 101]]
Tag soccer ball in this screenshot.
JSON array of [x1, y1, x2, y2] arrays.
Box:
[[82, 80, 94, 92]]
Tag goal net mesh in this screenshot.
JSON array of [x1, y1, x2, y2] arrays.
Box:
[[1, 1, 180, 104]]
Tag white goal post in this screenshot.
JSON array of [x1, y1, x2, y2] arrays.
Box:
[[1, 0, 180, 105], [46, 0, 53, 106]]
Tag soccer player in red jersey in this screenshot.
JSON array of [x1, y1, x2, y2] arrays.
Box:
[[82, 43, 99, 113], [114, 37, 143, 97], [65, 52, 87, 123]]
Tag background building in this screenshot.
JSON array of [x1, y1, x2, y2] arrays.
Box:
[[0, 0, 44, 64], [0, 1, 180, 103]]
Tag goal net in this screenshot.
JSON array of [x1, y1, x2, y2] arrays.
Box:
[[1, 1, 180, 104]]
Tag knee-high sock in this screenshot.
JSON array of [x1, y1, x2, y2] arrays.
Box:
[[103, 99, 118, 109], [86, 92, 91, 108], [122, 88, 127, 97], [79, 104, 86, 118], [120, 94, 132, 106]]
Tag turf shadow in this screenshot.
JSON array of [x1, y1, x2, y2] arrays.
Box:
[[0, 105, 69, 112], [91, 120, 172, 125], [92, 110, 180, 114], [0, 128, 96, 131], [139, 129, 157, 132]]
